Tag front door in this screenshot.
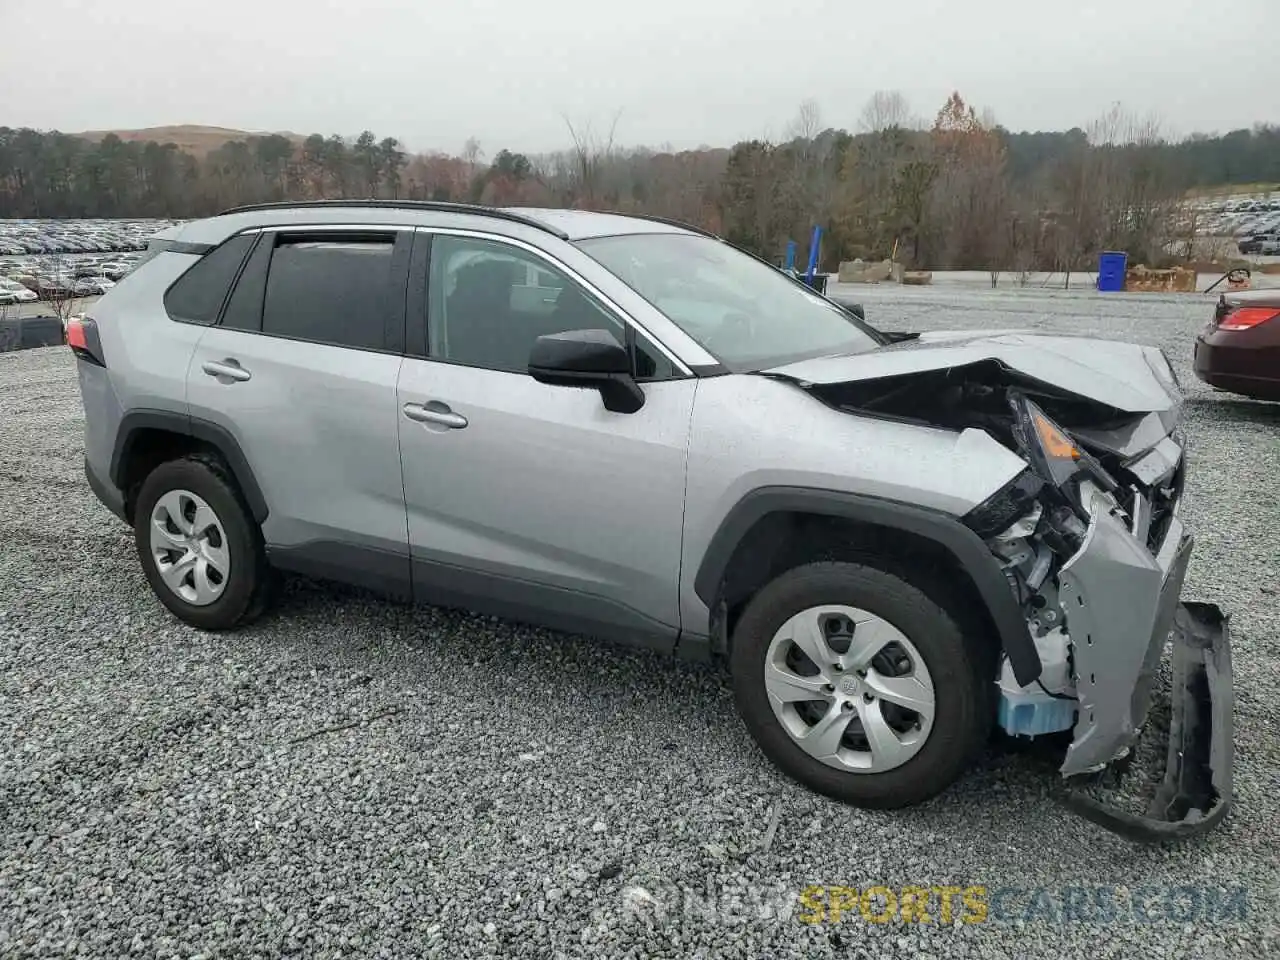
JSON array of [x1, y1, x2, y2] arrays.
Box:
[[396, 231, 695, 649]]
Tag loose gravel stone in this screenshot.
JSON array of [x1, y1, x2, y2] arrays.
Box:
[[1, 283, 1277, 958]]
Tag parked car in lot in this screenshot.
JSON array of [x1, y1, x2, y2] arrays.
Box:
[[72, 276, 115, 296], [36, 276, 76, 299], [1237, 233, 1278, 254], [0, 218, 178, 257], [97, 261, 133, 280], [0, 277, 38, 303], [66, 200, 1232, 841], [1194, 289, 1280, 400]]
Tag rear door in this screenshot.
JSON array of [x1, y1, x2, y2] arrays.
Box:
[[185, 227, 413, 595], [396, 230, 696, 648]]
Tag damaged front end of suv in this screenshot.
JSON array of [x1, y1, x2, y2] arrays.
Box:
[[772, 334, 1233, 840]]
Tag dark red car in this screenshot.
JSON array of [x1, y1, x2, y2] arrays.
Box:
[[1194, 289, 1280, 401]]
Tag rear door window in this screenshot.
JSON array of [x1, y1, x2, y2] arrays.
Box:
[[258, 233, 398, 351], [220, 235, 272, 332]]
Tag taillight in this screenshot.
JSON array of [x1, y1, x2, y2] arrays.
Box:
[[1219, 306, 1280, 332], [66, 315, 106, 366]]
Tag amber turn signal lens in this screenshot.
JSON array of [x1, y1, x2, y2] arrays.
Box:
[[1031, 409, 1080, 461]]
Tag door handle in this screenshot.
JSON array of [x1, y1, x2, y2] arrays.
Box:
[[201, 359, 251, 382], [403, 402, 468, 429]]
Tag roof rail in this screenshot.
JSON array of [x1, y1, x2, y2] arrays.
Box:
[[216, 199, 569, 239], [605, 211, 721, 239]]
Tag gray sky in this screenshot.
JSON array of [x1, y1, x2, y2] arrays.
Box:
[[2, 0, 1274, 154]]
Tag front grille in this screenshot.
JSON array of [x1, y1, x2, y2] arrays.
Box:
[[1090, 435, 1186, 555]]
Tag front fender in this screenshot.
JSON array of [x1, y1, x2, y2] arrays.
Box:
[[691, 485, 1043, 685], [678, 374, 1037, 679]]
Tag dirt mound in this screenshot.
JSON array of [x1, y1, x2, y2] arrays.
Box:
[[72, 125, 304, 156]]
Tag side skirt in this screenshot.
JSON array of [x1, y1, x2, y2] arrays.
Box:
[[263, 539, 681, 655], [411, 557, 679, 655], [267, 540, 413, 602]]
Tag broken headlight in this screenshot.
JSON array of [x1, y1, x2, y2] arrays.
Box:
[[1008, 393, 1119, 507], [962, 468, 1044, 538]]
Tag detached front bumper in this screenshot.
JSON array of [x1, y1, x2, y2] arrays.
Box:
[[1055, 504, 1233, 841], [1064, 602, 1232, 841]]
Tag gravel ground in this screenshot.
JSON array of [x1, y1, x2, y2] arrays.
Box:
[[1, 286, 1278, 959]]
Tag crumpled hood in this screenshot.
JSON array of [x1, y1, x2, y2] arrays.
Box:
[[767, 331, 1180, 414]]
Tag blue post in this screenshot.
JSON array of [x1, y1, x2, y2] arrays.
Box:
[[784, 240, 797, 272], [805, 225, 822, 282]]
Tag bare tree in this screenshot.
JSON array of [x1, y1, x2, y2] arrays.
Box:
[[859, 90, 913, 133], [1171, 200, 1201, 263], [461, 137, 484, 178], [41, 252, 83, 331], [1006, 183, 1044, 285], [781, 99, 837, 262], [563, 111, 622, 209], [1049, 103, 1181, 285], [787, 99, 824, 141]]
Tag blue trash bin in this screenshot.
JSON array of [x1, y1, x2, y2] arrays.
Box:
[[1097, 251, 1128, 292]]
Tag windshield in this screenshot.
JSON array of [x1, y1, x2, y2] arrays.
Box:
[[577, 233, 880, 370]]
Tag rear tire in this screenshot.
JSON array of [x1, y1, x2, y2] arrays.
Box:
[[730, 561, 993, 809], [133, 453, 272, 630]]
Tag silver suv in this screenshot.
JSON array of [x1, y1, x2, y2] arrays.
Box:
[[68, 201, 1232, 839]]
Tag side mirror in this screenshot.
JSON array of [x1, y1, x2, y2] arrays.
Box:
[[528, 328, 645, 414]]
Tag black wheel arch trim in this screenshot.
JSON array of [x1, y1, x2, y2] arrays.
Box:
[[109, 409, 269, 523], [693, 485, 1042, 685]]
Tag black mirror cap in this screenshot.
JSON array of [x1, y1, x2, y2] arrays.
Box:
[[528, 328, 644, 414], [528, 328, 630, 376]]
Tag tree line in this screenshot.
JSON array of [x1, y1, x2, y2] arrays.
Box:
[[2, 91, 1277, 274]]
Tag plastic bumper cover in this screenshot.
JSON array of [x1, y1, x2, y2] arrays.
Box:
[[1053, 499, 1232, 840], [84, 456, 127, 523], [1063, 602, 1232, 841]]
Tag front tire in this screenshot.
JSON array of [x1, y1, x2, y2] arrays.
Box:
[[730, 561, 993, 809], [133, 453, 271, 630]]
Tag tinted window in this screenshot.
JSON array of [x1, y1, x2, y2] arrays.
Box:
[[163, 234, 255, 325], [632, 330, 676, 380], [261, 234, 395, 350], [221, 236, 271, 331], [429, 235, 625, 374]]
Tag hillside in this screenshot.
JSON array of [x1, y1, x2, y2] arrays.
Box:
[[71, 124, 304, 156], [6, 98, 1274, 271]]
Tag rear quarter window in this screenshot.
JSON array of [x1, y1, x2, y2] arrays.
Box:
[[162, 234, 257, 325]]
